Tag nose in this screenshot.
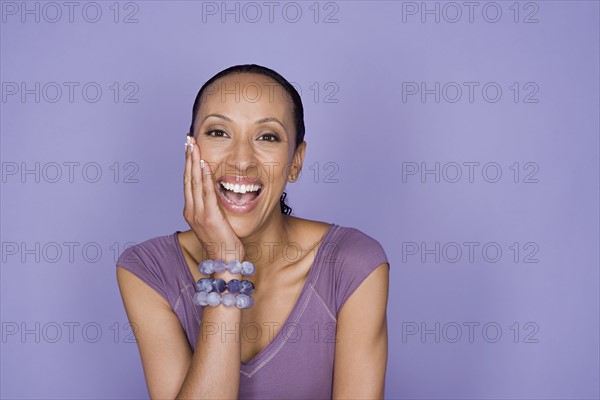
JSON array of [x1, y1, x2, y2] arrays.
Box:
[[222, 136, 258, 178]]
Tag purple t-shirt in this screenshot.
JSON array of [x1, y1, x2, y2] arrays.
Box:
[[116, 223, 389, 399]]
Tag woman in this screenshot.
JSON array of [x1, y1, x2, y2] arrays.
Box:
[[116, 64, 390, 399]]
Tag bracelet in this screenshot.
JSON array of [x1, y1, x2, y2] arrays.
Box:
[[193, 291, 254, 309], [195, 278, 255, 295], [193, 276, 255, 309], [198, 259, 256, 276]]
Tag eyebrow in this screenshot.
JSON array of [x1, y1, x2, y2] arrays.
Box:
[[202, 113, 287, 134]]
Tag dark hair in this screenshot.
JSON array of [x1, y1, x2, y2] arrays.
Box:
[[187, 64, 305, 215]]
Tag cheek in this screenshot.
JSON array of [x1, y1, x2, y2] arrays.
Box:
[[254, 152, 291, 180], [195, 139, 225, 153], [195, 142, 228, 168]]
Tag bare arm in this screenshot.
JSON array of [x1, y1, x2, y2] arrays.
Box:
[[176, 268, 243, 399], [332, 263, 390, 399], [116, 266, 242, 399]]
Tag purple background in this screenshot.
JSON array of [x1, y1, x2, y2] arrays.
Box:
[[1, 1, 598, 399]]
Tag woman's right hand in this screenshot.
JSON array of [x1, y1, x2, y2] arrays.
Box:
[[183, 136, 245, 263]]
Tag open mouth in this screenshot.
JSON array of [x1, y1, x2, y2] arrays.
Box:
[[217, 179, 263, 207]]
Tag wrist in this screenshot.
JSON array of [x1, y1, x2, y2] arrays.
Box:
[[223, 254, 245, 263], [205, 244, 244, 263]]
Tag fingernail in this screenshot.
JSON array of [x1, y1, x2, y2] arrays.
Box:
[[200, 159, 204, 169]]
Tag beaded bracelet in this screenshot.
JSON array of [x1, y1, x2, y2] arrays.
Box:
[[193, 278, 255, 309], [198, 259, 256, 276], [194, 259, 256, 309], [196, 277, 255, 295], [193, 291, 254, 309]]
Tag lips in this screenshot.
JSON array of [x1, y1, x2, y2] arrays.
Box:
[[215, 175, 263, 213]]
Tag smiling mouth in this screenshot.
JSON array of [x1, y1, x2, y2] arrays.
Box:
[[217, 180, 263, 206]]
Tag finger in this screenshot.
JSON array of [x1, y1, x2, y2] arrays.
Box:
[[184, 137, 194, 212], [190, 137, 204, 215], [201, 157, 220, 211]]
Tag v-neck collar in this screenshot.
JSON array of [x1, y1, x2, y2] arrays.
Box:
[[172, 223, 340, 373]]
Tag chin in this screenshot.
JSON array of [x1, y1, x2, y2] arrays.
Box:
[[229, 219, 251, 238], [224, 211, 261, 239]]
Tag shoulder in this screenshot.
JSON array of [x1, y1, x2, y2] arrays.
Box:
[[117, 232, 178, 267], [287, 216, 333, 242], [319, 224, 389, 314], [329, 226, 388, 266], [286, 217, 387, 265], [116, 231, 180, 302]]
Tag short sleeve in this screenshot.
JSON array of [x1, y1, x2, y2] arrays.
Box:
[[116, 245, 169, 301], [334, 228, 389, 313]]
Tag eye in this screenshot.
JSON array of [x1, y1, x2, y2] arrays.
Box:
[[258, 133, 280, 142], [205, 129, 229, 138]]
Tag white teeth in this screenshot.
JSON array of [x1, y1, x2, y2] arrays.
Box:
[[220, 181, 262, 193]]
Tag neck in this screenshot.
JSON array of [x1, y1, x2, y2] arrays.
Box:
[[239, 212, 293, 269]]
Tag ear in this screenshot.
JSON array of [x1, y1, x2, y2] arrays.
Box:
[[288, 141, 307, 182]]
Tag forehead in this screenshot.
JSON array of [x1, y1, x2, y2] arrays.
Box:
[[198, 73, 294, 124]]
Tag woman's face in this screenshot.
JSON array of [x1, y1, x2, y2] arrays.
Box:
[[192, 73, 305, 238]]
